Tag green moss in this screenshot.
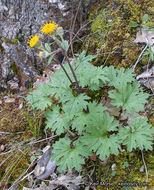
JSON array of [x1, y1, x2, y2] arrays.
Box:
[[0, 40, 4, 53], [0, 148, 31, 189], [16, 37, 23, 42], [4, 37, 23, 44], [11, 63, 18, 74], [87, 151, 154, 190], [0, 99, 43, 188], [4, 38, 12, 43], [81, 0, 153, 69]]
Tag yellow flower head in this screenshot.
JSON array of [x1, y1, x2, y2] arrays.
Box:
[[39, 51, 43, 58], [40, 21, 58, 35], [38, 51, 50, 58], [27, 34, 39, 48]]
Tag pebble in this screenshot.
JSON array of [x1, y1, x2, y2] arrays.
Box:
[[111, 163, 116, 171], [139, 165, 145, 172], [4, 97, 16, 103]]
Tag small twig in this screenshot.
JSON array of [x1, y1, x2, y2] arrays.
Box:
[[0, 138, 33, 156], [67, 130, 75, 137], [137, 75, 154, 80], [133, 44, 148, 70], [8, 171, 35, 190], [141, 150, 148, 190], [0, 153, 12, 167], [0, 131, 24, 136], [0, 136, 56, 156], [8, 163, 34, 190], [72, 20, 93, 42], [0, 131, 11, 135], [70, 0, 81, 58], [51, 48, 62, 55]]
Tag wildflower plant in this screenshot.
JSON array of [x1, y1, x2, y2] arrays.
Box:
[[26, 21, 154, 172]]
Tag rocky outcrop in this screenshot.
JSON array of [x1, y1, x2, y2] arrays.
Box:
[[0, 0, 94, 92]]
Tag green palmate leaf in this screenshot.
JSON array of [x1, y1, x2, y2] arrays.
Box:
[[36, 83, 53, 96], [45, 107, 71, 135], [26, 91, 52, 110], [119, 118, 154, 151], [88, 111, 119, 133], [113, 68, 135, 88], [73, 56, 107, 89], [51, 138, 91, 172], [75, 50, 96, 64], [71, 111, 89, 134], [80, 112, 120, 160], [73, 51, 97, 88], [63, 94, 90, 116], [103, 66, 117, 86], [51, 73, 73, 102], [81, 133, 120, 161], [103, 66, 135, 87], [74, 61, 97, 88], [26, 83, 52, 110], [76, 64, 94, 88], [90, 66, 109, 88], [109, 81, 148, 114], [71, 102, 107, 133]]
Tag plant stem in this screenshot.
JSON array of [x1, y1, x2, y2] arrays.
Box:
[[57, 58, 73, 85], [62, 50, 81, 90]]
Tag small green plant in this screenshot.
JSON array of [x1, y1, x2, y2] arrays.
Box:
[[129, 14, 153, 29], [26, 21, 153, 172], [143, 43, 154, 63], [26, 108, 40, 138]]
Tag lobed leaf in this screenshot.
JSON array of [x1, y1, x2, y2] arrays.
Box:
[[45, 106, 72, 135], [109, 81, 149, 114], [26, 83, 53, 110], [71, 102, 107, 134], [63, 94, 90, 117], [51, 138, 91, 172], [103, 66, 135, 87], [80, 112, 120, 160], [119, 118, 154, 151]]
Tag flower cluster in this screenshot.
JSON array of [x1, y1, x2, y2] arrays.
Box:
[[27, 21, 62, 48]]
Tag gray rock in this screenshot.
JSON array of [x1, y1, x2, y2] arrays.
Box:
[[34, 147, 56, 180], [0, 0, 93, 92]]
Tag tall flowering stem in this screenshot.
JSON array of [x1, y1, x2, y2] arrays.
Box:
[[62, 50, 81, 91], [57, 55, 73, 85]]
